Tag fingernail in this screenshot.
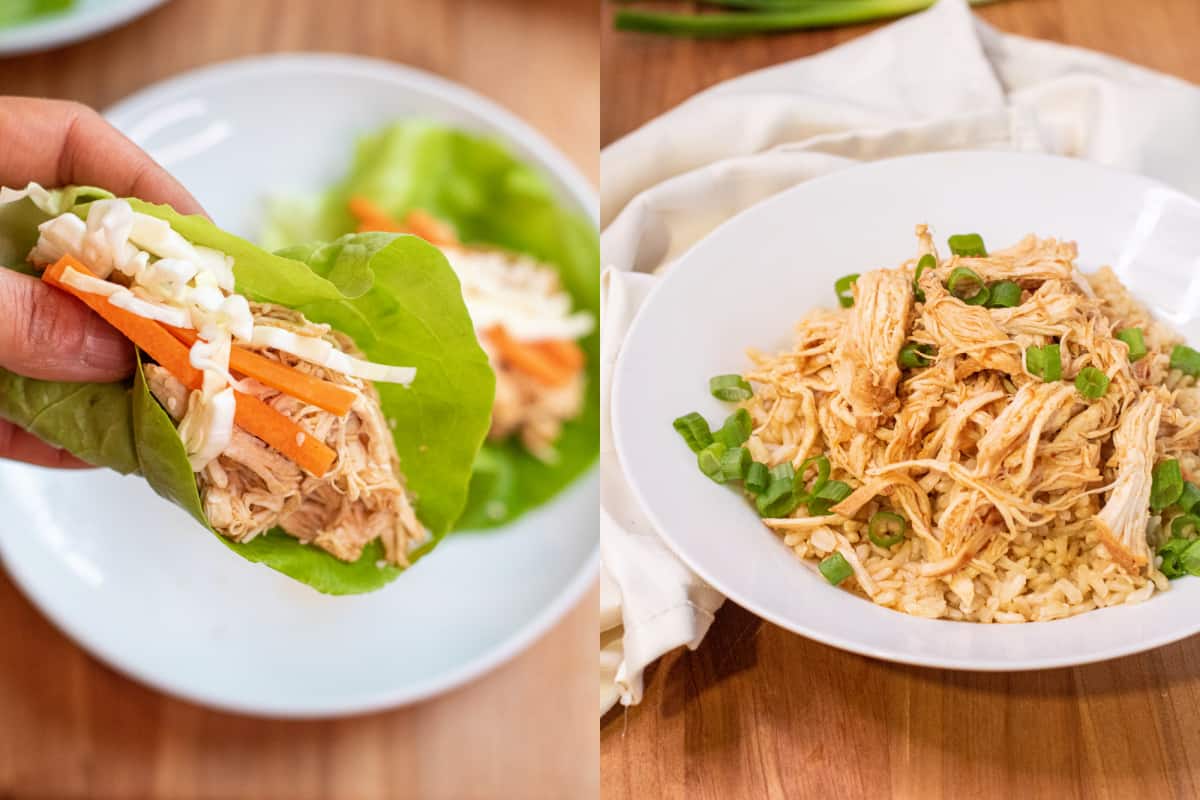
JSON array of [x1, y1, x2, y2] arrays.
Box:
[[82, 315, 134, 373]]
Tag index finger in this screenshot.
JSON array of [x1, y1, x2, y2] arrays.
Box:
[[0, 96, 204, 214]]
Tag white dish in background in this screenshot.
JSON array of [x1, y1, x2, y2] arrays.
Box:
[[0, 0, 168, 56], [612, 151, 1200, 671], [0, 54, 598, 716]]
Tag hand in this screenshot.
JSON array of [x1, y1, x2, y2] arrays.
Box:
[[0, 97, 203, 468]]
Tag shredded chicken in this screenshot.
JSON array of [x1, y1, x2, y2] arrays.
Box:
[[740, 227, 1200, 617], [147, 302, 425, 566], [833, 269, 913, 431]]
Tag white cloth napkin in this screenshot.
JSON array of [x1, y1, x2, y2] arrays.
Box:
[[599, 0, 1200, 714]]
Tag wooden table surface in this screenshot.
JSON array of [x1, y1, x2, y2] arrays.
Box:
[[601, 2, 1200, 798], [0, 2, 598, 799]]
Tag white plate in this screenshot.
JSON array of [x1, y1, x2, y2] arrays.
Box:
[[0, 54, 598, 716], [613, 151, 1200, 671], [0, 0, 168, 56]]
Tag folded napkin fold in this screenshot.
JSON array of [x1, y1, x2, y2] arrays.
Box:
[[600, 0, 1200, 715]]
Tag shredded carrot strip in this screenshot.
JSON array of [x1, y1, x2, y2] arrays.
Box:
[[348, 195, 406, 233], [42, 257, 203, 386], [164, 325, 356, 417], [533, 339, 586, 372], [43, 256, 337, 476], [484, 325, 576, 388], [348, 196, 458, 245]]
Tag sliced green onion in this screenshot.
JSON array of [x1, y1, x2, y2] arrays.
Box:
[[672, 412, 712, 452], [807, 479, 852, 515], [1160, 538, 1190, 578], [1074, 366, 1109, 399], [986, 280, 1021, 308], [756, 477, 799, 517], [947, 233, 987, 257], [715, 407, 752, 448], [913, 253, 934, 303], [1026, 344, 1061, 382], [947, 266, 988, 304], [710, 373, 753, 401], [1151, 459, 1184, 512], [835, 273, 859, 308], [697, 442, 727, 482], [1178, 481, 1200, 514], [1115, 328, 1147, 362], [818, 552, 853, 585], [720, 446, 751, 482], [898, 342, 936, 369], [867, 510, 908, 548], [1171, 513, 1200, 538], [1170, 344, 1200, 376], [1040, 344, 1062, 381], [770, 461, 796, 483], [796, 454, 830, 497], [745, 461, 770, 495]]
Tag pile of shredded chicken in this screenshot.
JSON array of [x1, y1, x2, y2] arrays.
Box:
[[750, 227, 1200, 593], [147, 303, 424, 565]]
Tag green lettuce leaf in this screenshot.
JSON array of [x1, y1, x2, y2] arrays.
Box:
[[262, 121, 599, 528], [0, 0, 75, 29], [0, 193, 493, 593]]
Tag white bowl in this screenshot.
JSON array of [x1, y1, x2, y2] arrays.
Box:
[[0, 53, 598, 716], [612, 151, 1200, 670], [0, 0, 168, 56]]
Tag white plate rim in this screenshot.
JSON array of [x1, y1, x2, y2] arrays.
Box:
[[611, 149, 1200, 672], [0, 0, 168, 57], [0, 52, 598, 717]]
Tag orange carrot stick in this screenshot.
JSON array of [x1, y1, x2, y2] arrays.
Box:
[[348, 195, 406, 233], [43, 256, 336, 476], [484, 325, 574, 388], [165, 325, 356, 417], [532, 339, 585, 373], [42, 256, 203, 387]]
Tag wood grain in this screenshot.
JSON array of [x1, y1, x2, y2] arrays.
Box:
[[0, 1, 598, 799], [601, 0, 1200, 145], [601, 1, 1200, 797]]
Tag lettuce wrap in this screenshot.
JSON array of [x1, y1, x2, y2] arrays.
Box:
[[0, 186, 494, 594], [261, 121, 599, 529]]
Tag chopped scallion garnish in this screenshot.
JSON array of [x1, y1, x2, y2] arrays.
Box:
[[807, 479, 852, 515], [715, 407, 752, 448], [1160, 537, 1192, 578], [898, 342, 935, 369], [745, 461, 769, 495], [1171, 344, 1200, 376], [986, 280, 1021, 308], [947, 266, 987, 304], [1151, 459, 1184, 512], [867, 510, 907, 548], [770, 461, 796, 484], [710, 373, 754, 401], [756, 477, 799, 517], [818, 552, 853, 585], [835, 273, 859, 308], [796, 454, 830, 497], [1116, 328, 1147, 362], [1025, 343, 1061, 382], [1074, 366, 1109, 399], [697, 442, 727, 482], [947, 233, 986, 257], [672, 412, 712, 452], [720, 446, 751, 482]]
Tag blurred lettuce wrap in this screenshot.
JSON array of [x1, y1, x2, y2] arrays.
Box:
[[261, 121, 599, 529], [0, 184, 494, 594]]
